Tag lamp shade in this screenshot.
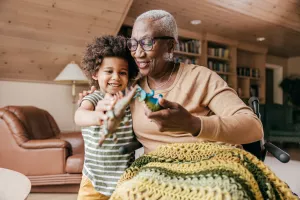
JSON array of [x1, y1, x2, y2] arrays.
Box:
[[55, 61, 88, 83]]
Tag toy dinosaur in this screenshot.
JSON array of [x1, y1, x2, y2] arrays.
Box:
[[134, 85, 164, 112], [99, 87, 136, 146]]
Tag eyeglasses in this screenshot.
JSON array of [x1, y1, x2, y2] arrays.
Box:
[[127, 36, 174, 52]]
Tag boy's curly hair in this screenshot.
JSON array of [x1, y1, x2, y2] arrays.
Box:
[[81, 35, 138, 89]]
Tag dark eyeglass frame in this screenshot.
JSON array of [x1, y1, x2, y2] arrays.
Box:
[[127, 36, 175, 52]]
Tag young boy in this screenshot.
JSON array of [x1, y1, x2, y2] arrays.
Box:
[[75, 35, 138, 200]]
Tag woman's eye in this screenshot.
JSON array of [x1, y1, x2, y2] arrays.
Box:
[[105, 70, 113, 73], [120, 72, 128, 75]]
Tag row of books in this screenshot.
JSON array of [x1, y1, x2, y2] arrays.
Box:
[[207, 47, 230, 58], [208, 61, 230, 72], [175, 40, 201, 54], [174, 56, 196, 64], [237, 67, 260, 78]]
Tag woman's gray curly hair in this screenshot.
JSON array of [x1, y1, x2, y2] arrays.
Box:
[[135, 10, 178, 43]]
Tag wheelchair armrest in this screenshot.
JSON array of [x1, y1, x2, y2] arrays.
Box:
[[264, 142, 290, 163], [119, 140, 143, 154]]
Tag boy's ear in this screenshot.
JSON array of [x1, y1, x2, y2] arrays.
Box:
[[92, 74, 98, 80]]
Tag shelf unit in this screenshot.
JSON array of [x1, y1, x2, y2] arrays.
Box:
[[174, 37, 201, 65], [236, 48, 266, 103], [200, 34, 266, 103]]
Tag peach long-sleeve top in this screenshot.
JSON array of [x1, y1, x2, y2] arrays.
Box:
[[131, 63, 264, 153]]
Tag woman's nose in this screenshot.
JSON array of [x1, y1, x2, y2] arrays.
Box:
[[133, 44, 145, 58]]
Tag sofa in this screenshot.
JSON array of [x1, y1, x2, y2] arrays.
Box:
[[0, 106, 84, 192]]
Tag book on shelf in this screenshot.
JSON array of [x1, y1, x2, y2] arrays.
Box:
[[237, 67, 260, 78], [174, 56, 196, 64], [175, 40, 201, 54], [208, 60, 230, 72], [207, 47, 229, 58]]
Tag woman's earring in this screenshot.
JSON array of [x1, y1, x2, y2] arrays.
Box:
[[169, 53, 174, 61]]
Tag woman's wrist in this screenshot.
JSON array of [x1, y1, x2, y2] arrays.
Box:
[[189, 115, 201, 136]]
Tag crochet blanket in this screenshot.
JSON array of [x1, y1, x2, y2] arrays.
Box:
[[111, 142, 298, 200]]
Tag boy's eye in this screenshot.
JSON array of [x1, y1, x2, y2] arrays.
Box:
[[120, 71, 128, 75], [105, 70, 113, 73]]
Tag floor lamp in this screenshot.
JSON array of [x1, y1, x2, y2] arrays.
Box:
[[54, 61, 88, 130]]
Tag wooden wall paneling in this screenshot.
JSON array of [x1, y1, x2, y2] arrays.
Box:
[[237, 41, 268, 54], [22, 0, 128, 16], [0, 0, 133, 82], [206, 0, 300, 32], [113, 0, 133, 35], [0, 0, 119, 30]]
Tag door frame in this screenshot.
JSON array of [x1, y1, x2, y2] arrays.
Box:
[[266, 63, 283, 104]]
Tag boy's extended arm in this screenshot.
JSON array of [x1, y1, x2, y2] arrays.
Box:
[[74, 100, 106, 127]]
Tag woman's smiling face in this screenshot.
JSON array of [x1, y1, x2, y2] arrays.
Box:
[[130, 20, 173, 77]]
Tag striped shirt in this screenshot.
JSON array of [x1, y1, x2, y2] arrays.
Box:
[[81, 91, 135, 196]]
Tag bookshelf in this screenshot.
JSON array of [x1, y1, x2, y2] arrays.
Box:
[[174, 37, 201, 64], [202, 34, 266, 103], [201, 35, 238, 90], [236, 49, 266, 103], [207, 41, 233, 85]]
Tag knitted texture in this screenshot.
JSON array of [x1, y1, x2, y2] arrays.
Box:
[[110, 142, 298, 200]]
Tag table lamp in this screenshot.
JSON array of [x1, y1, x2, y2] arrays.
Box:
[[54, 61, 88, 103]]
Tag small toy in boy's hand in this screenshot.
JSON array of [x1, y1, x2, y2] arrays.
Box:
[[134, 86, 163, 112], [99, 110, 118, 146], [98, 87, 137, 146]]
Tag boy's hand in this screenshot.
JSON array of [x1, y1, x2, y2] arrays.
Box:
[[98, 86, 138, 146]]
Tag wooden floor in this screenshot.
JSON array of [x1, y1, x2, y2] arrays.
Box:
[[27, 143, 300, 199], [27, 193, 78, 200]]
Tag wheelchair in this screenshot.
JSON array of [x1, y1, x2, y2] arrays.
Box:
[[119, 96, 291, 163]]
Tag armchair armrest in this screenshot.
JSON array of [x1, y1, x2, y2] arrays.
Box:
[[20, 139, 70, 149], [59, 131, 84, 155]]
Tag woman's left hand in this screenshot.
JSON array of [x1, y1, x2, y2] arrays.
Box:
[[145, 98, 201, 136]]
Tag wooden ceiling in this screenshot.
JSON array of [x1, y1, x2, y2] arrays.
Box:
[[127, 0, 300, 57], [0, 0, 133, 81], [1, 0, 300, 82]]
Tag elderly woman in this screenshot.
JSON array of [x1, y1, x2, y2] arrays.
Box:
[[79, 10, 298, 200], [126, 10, 264, 154]]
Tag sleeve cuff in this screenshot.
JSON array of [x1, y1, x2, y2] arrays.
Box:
[[197, 116, 218, 139]]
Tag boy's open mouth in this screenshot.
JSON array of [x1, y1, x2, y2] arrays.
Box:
[[108, 83, 121, 87]]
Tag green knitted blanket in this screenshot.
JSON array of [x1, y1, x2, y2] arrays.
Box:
[[111, 142, 298, 200]]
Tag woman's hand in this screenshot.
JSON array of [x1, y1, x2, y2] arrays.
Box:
[[77, 86, 97, 106], [145, 98, 202, 136]]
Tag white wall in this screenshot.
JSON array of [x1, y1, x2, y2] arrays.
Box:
[[287, 56, 300, 76], [0, 80, 89, 132]]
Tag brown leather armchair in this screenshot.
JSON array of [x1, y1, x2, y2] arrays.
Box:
[[0, 106, 84, 192]]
